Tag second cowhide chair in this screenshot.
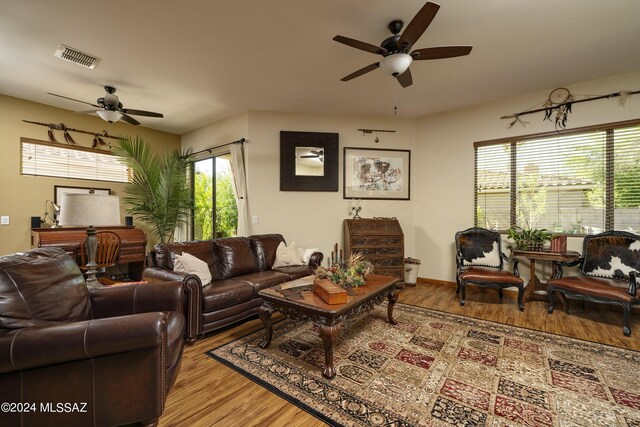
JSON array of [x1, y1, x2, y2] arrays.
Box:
[[548, 231, 640, 336], [455, 227, 526, 310]]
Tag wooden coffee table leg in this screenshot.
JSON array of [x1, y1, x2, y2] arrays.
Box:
[[317, 322, 342, 379], [258, 304, 274, 348], [387, 290, 398, 325]]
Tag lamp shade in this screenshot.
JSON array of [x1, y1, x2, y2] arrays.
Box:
[[96, 109, 123, 123], [59, 194, 121, 227], [379, 53, 413, 76]]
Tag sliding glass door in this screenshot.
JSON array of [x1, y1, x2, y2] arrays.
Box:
[[193, 154, 238, 239]]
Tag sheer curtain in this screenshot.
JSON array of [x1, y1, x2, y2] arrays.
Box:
[[229, 142, 249, 236]]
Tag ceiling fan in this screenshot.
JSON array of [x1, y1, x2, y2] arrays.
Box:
[[298, 149, 324, 162], [333, 1, 472, 88], [48, 85, 163, 125]]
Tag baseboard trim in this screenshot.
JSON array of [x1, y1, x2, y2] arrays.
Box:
[[417, 277, 456, 287]]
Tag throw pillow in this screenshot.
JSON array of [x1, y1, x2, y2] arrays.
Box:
[[272, 241, 304, 268], [298, 247, 320, 264], [174, 252, 212, 285]]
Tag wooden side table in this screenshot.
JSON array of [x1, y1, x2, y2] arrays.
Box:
[[512, 249, 581, 303]]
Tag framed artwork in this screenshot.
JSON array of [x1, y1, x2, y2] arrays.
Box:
[[280, 131, 339, 191], [343, 147, 410, 200], [54, 185, 111, 205]]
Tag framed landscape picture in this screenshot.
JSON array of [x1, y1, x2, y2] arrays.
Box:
[[343, 147, 410, 200]]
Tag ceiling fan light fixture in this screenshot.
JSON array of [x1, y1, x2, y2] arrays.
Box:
[[96, 109, 123, 123], [380, 53, 412, 76]]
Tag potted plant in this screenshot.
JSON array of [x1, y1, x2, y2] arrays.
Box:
[[507, 225, 553, 251], [114, 136, 194, 243]]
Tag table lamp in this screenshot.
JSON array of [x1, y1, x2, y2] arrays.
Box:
[[58, 192, 121, 288]]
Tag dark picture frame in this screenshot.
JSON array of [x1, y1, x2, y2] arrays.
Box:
[[280, 131, 339, 191], [343, 147, 411, 200]]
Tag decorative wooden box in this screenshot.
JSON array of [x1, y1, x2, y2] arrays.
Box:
[[313, 279, 348, 305], [344, 218, 404, 280], [550, 236, 567, 253]]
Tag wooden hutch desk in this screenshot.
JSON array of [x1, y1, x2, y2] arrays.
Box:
[[31, 226, 147, 280]]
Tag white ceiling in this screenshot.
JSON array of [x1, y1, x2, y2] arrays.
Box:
[[1, 0, 639, 135]]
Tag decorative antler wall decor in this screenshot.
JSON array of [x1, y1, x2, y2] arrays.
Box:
[[501, 89, 639, 130], [22, 120, 119, 148], [357, 128, 396, 143]]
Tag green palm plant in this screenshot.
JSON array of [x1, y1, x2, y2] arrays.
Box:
[[114, 136, 194, 243]]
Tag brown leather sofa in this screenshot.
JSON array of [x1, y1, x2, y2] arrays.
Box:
[[0, 247, 185, 427], [143, 234, 323, 343]]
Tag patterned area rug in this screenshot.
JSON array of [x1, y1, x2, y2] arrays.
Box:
[[206, 304, 640, 426]]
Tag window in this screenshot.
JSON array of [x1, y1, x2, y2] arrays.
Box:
[[21, 138, 129, 183], [192, 154, 238, 239], [475, 120, 640, 235]]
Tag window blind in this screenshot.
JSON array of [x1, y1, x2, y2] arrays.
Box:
[[475, 142, 511, 230], [474, 120, 640, 235], [21, 138, 129, 183]]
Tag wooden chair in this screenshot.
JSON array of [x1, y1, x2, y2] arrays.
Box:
[[80, 231, 121, 285], [455, 227, 526, 310], [548, 231, 640, 336]]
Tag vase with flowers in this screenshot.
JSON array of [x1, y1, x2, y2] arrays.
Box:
[[314, 252, 373, 288]]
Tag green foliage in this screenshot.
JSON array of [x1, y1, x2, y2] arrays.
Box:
[[194, 172, 213, 239], [193, 164, 238, 239], [215, 168, 238, 237], [507, 225, 553, 250], [614, 164, 640, 208], [114, 136, 193, 243]]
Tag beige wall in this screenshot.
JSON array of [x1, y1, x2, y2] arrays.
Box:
[[181, 71, 640, 281], [0, 95, 181, 254], [414, 71, 640, 282], [182, 111, 416, 260]]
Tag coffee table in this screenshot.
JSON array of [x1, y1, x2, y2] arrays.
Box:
[[258, 274, 398, 379]]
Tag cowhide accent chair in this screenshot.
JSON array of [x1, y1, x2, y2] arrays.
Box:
[[455, 227, 526, 310], [547, 231, 640, 336]]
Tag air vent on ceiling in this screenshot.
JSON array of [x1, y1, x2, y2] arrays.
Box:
[[54, 44, 101, 69]]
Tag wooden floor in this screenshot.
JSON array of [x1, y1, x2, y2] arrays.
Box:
[[158, 280, 640, 427]]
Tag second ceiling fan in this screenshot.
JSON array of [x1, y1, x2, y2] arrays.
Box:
[[333, 1, 472, 88]]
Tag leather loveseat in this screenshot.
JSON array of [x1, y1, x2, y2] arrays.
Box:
[[0, 247, 185, 427], [143, 234, 323, 344]]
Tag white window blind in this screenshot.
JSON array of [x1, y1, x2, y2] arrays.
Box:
[[613, 126, 640, 231], [474, 121, 640, 235], [21, 138, 129, 183], [475, 142, 511, 230]]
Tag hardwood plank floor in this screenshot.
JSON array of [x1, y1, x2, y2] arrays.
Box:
[[158, 280, 640, 426]]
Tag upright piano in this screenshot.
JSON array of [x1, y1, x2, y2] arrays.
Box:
[[31, 226, 147, 280]]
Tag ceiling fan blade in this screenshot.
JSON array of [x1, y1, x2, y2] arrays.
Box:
[[75, 109, 99, 114], [398, 2, 440, 50], [411, 46, 473, 60], [121, 108, 164, 118], [47, 92, 100, 108], [341, 62, 380, 81], [300, 155, 320, 158], [397, 68, 413, 88], [119, 113, 140, 126], [333, 35, 387, 55]]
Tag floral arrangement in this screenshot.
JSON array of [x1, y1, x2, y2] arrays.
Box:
[[315, 252, 373, 288], [507, 225, 553, 251], [404, 257, 421, 265]]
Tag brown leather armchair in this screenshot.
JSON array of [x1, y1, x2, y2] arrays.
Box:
[[455, 227, 526, 310], [548, 231, 640, 336], [0, 247, 185, 427]]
